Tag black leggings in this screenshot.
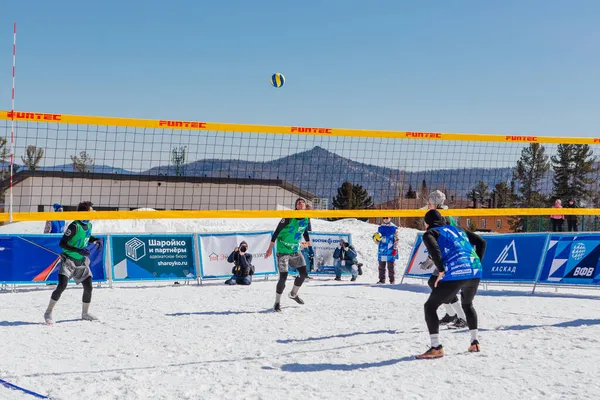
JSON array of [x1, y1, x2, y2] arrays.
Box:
[[427, 275, 458, 304], [276, 267, 308, 294], [424, 278, 480, 335], [51, 275, 93, 304]]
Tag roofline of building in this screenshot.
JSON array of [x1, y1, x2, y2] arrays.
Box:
[[0, 170, 318, 201]]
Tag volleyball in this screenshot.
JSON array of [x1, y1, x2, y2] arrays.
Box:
[[271, 73, 285, 88], [372, 232, 382, 243]]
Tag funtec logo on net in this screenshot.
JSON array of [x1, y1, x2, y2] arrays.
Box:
[[6, 111, 62, 121], [405, 132, 442, 139], [158, 119, 207, 129], [290, 126, 332, 134]]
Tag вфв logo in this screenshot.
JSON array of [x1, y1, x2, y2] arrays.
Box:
[[125, 238, 146, 261], [571, 243, 586, 261]]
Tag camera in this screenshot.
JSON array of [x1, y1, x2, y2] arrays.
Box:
[[240, 245, 248, 252]]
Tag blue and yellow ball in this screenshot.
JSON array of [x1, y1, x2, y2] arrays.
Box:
[[271, 73, 285, 88], [373, 232, 383, 244]]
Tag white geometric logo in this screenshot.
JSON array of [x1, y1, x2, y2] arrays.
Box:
[[571, 243, 586, 261], [125, 237, 146, 261], [495, 240, 518, 264]]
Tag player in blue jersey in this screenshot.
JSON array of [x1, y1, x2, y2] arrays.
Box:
[[421, 191, 467, 328], [416, 209, 487, 359], [44, 203, 65, 234]]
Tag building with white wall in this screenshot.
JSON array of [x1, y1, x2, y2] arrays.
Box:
[[2, 171, 316, 212]]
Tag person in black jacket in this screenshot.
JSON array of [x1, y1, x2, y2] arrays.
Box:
[[416, 209, 487, 359], [564, 199, 579, 232], [225, 241, 254, 285]]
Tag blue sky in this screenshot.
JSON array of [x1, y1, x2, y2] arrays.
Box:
[[3, 0, 600, 137], [1, 0, 600, 173]]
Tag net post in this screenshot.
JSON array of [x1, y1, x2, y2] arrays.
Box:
[[8, 22, 16, 223]]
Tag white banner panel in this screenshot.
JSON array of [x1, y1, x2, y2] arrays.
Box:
[[308, 232, 352, 274], [198, 231, 277, 278]]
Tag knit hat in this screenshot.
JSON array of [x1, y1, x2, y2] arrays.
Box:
[[428, 190, 447, 208], [424, 209, 445, 228], [53, 203, 63, 211]]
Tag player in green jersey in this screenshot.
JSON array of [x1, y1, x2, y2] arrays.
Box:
[[44, 201, 103, 324], [265, 198, 312, 312]]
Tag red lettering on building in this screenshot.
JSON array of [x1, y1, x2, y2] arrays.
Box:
[[505, 135, 538, 142], [290, 126, 333, 134], [7, 111, 61, 121], [405, 132, 442, 139], [158, 120, 207, 129], [594, 138, 600, 143]]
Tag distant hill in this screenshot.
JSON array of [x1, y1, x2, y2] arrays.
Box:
[[40, 164, 135, 174], [141, 146, 522, 205]]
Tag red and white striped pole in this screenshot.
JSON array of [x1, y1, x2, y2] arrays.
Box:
[[9, 22, 16, 222]]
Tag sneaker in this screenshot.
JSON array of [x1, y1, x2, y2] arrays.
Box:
[[468, 340, 480, 352], [82, 312, 98, 321], [288, 292, 305, 305], [376, 281, 385, 284], [389, 280, 395, 284], [350, 276, 357, 282], [44, 312, 54, 325], [416, 345, 444, 360], [274, 303, 282, 312], [450, 318, 468, 329], [439, 314, 458, 325], [357, 264, 363, 275], [334, 277, 342, 281]]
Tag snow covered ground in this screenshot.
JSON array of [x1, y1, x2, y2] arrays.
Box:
[[1, 216, 600, 399]]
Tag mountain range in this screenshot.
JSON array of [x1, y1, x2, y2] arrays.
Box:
[[10, 146, 552, 205]]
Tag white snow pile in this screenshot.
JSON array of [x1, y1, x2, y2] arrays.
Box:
[[0, 216, 599, 400]]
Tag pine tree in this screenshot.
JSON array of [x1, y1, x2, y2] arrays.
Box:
[[71, 151, 95, 173], [21, 145, 44, 171], [332, 182, 374, 221], [467, 181, 490, 206], [510, 143, 550, 231], [493, 181, 514, 208], [551, 144, 595, 204], [571, 145, 595, 202], [405, 184, 417, 199]]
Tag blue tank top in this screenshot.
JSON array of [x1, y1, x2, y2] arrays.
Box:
[[430, 225, 482, 281], [377, 223, 398, 261]]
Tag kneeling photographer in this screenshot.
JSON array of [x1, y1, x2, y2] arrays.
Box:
[[225, 241, 254, 285]]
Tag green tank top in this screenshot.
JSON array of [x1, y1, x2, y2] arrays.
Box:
[[63, 221, 92, 260], [276, 218, 310, 255]]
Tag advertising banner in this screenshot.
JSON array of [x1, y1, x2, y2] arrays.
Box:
[[404, 234, 431, 278], [110, 234, 196, 281], [405, 233, 547, 283], [480, 234, 547, 282], [538, 234, 600, 285], [307, 232, 352, 275], [197, 231, 277, 278], [0, 234, 106, 283]]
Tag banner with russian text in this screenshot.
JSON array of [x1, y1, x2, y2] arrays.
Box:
[[0, 234, 106, 283], [307, 232, 352, 275], [197, 231, 277, 279], [110, 234, 196, 281]]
